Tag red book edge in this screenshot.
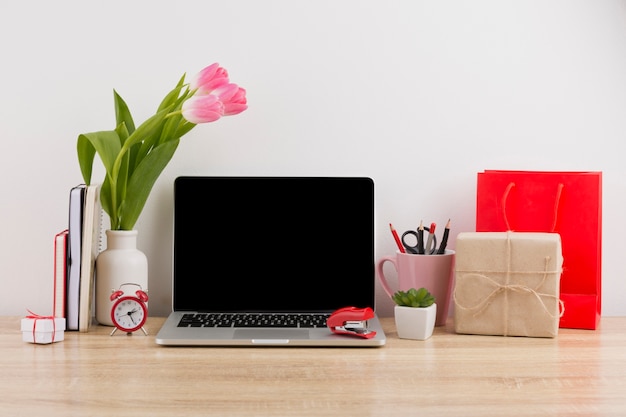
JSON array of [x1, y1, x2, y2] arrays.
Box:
[[53, 229, 69, 319]]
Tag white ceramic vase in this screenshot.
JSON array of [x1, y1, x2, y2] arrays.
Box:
[[394, 303, 437, 340], [95, 230, 148, 326]]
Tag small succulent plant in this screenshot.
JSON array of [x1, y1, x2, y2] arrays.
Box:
[[392, 288, 435, 308]]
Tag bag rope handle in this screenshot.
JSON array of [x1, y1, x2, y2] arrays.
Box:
[[501, 182, 564, 232]]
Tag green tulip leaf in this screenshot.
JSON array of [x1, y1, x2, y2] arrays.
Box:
[[119, 138, 180, 230], [77, 130, 122, 185], [113, 90, 136, 135]]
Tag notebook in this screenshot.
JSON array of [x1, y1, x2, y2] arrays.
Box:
[[155, 176, 386, 347]]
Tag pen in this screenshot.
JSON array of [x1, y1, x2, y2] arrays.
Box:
[[425, 222, 436, 254], [389, 223, 406, 253], [436, 219, 451, 254], [417, 220, 425, 254]]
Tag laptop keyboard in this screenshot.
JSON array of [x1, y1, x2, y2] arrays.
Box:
[[177, 313, 330, 328]]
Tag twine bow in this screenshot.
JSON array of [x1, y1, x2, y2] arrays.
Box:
[[454, 232, 564, 336], [26, 310, 57, 343]]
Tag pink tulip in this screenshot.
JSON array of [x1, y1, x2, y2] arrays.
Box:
[[212, 83, 248, 116], [189, 63, 230, 94], [181, 64, 248, 124], [181, 94, 224, 124]]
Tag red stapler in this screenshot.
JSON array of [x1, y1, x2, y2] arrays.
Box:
[[327, 306, 377, 339]]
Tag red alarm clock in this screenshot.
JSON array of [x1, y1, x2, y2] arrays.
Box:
[[109, 283, 148, 336]]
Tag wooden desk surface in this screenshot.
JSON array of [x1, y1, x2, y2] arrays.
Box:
[[2, 316, 626, 416]]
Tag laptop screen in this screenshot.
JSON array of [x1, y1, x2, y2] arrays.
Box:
[[173, 176, 375, 313]]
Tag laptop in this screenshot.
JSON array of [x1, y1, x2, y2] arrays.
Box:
[[155, 176, 386, 347]]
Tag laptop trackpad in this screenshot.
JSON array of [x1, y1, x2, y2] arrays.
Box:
[[234, 329, 310, 340]]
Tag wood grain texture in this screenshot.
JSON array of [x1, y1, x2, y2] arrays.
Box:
[[2, 317, 626, 416]]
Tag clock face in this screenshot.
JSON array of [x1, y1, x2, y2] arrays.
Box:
[[111, 296, 147, 332]]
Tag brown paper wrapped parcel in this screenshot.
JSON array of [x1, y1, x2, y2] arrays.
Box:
[[454, 232, 563, 338]]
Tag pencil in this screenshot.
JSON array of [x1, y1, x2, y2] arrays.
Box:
[[436, 219, 451, 254], [389, 223, 406, 253]]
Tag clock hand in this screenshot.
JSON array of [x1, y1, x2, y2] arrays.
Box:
[[122, 309, 139, 325]]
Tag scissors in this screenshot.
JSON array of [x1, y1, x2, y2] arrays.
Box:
[[401, 224, 437, 255]]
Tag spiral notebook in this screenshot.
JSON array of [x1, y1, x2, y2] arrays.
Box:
[[155, 176, 386, 347]]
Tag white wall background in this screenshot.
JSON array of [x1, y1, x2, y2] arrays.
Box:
[[1, 0, 625, 319]]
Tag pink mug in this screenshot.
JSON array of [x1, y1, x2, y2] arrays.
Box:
[[377, 250, 455, 326]]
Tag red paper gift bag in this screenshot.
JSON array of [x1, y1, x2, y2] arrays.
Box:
[[476, 170, 602, 330]]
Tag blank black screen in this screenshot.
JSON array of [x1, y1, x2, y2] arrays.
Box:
[[173, 177, 375, 312]]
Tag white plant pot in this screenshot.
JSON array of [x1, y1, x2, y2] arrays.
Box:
[[394, 303, 437, 340]]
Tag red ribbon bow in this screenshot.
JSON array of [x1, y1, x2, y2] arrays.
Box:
[[26, 310, 57, 343]]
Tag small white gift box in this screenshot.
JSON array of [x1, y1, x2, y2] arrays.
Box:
[[21, 316, 65, 344]]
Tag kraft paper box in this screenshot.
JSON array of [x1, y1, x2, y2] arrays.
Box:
[[21, 317, 65, 344], [454, 232, 563, 338]]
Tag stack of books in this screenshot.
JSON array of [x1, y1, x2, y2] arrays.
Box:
[[53, 184, 104, 332]]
